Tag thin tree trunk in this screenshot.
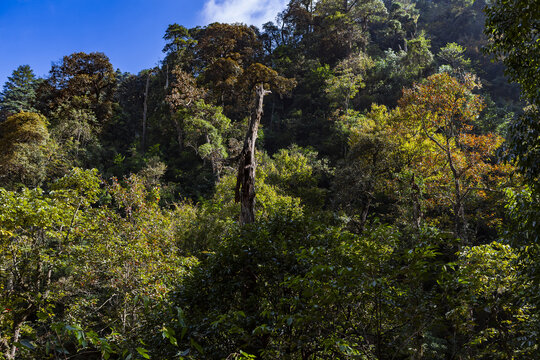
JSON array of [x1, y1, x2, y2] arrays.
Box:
[[454, 195, 468, 243], [451, 173, 468, 242], [173, 118, 183, 151], [8, 315, 26, 360], [7, 325, 20, 360], [235, 84, 271, 225], [164, 62, 169, 90], [142, 72, 151, 150]]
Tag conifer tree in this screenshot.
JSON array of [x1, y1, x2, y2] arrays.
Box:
[[0, 65, 39, 121]]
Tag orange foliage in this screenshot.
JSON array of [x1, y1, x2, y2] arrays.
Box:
[[396, 73, 512, 237]]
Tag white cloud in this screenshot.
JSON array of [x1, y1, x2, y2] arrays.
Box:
[[201, 0, 288, 27]]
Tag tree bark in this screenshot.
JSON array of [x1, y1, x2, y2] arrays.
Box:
[[142, 72, 151, 150], [173, 118, 183, 151], [411, 174, 422, 229], [164, 62, 169, 90], [7, 314, 27, 360], [235, 84, 271, 225]]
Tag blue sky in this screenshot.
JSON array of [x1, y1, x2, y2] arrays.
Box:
[[0, 0, 287, 86]]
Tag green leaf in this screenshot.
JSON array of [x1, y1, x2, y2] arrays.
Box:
[[136, 347, 150, 359], [286, 317, 293, 326], [16, 339, 36, 350], [190, 338, 204, 354], [162, 327, 178, 347], [181, 326, 187, 340]]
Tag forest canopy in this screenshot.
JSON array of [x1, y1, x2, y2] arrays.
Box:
[[0, 0, 538, 359]]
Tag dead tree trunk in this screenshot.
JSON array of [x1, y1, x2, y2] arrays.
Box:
[[164, 62, 169, 90], [235, 84, 271, 225], [142, 72, 151, 150]]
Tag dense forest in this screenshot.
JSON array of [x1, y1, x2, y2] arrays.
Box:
[[0, 0, 538, 359]]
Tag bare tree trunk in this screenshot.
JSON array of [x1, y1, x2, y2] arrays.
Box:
[[235, 84, 271, 225], [164, 62, 169, 90], [173, 118, 183, 151], [7, 315, 26, 360], [7, 326, 20, 360], [142, 72, 151, 150]]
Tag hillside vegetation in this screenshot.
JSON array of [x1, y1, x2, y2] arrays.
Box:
[[0, 0, 538, 359]]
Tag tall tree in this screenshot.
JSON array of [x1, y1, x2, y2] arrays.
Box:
[[325, 52, 373, 112], [0, 65, 39, 121], [314, 0, 387, 58], [166, 66, 206, 150], [485, 0, 538, 105], [47, 52, 117, 124], [183, 101, 231, 177], [163, 23, 196, 61], [402, 31, 434, 77], [485, 0, 539, 192], [316, 0, 387, 33], [0, 112, 51, 188], [485, 0, 540, 349], [195, 23, 263, 115], [398, 73, 507, 241], [333, 104, 399, 229], [162, 23, 197, 79], [437, 42, 472, 74], [141, 68, 159, 150], [235, 84, 271, 225]]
